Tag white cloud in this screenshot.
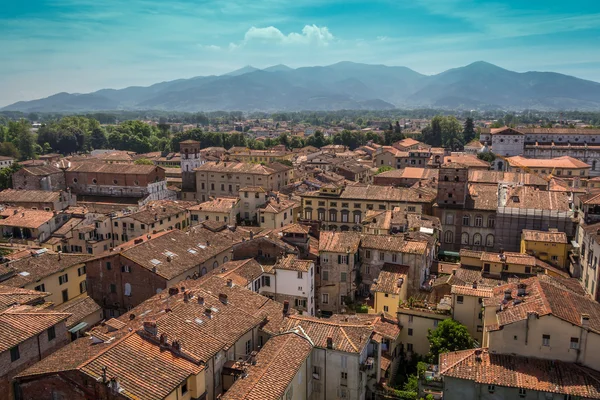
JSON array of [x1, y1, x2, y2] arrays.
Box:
[[198, 44, 221, 50], [241, 24, 334, 46]]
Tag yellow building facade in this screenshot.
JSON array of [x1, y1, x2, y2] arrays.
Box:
[[520, 229, 569, 269]]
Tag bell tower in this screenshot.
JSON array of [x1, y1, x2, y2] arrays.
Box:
[[180, 140, 201, 195]]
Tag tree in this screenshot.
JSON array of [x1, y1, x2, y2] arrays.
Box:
[[91, 127, 108, 149], [463, 117, 476, 144], [13, 120, 36, 160], [134, 158, 154, 165], [477, 152, 496, 163], [427, 319, 474, 361], [376, 165, 394, 174], [278, 133, 290, 149], [0, 142, 20, 159], [0, 163, 22, 190]]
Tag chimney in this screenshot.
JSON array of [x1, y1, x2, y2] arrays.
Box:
[[168, 287, 179, 296], [452, 268, 457, 276], [226, 279, 233, 287], [250, 231, 254, 240], [143, 321, 158, 336], [397, 278, 404, 288], [326, 337, 333, 349], [250, 350, 258, 365], [283, 300, 290, 315], [160, 333, 167, 345], [183, 291, 189, 303], [102, 366, 108, 383], [172, 340, 181, 351], [206, 240, 210, 247], [58, 251, 62, 261], [219, 293, 228, 304], [582, 314, 590, 329], [517, 283, 527, 297], [504, 289, 512, 301], [205, 308, 213, 318], [472, 281, 477, 289], [197, 296, 204, 305]]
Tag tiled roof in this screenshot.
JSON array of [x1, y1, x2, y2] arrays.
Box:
[[502, 186, 572, 211], [489, 126, 525, 135], [468, 170, 548, 186], [338, 185, 436, 203], [0, 208, 55, 229], [451, 285, 494, 298], [55, 295, 102, 329], [0, 189, 65, 204], [273, 255, 313, 272], [203, 259, 265, 287], [0, 306, 70, 353], [443, 155, 490, 168], [188, 197, 239, 212], [507, 155, 590, 169], [319, 231, 361, 253], [370, 264, 409, 295], [466, 183, 499, 210], [196, 161, 290, 175], [360, 234, 428, 254], [483, 276, 600, 334], [2, 253, 91, 287], [128, 200, 191, 224], [0, 285, 48, 310], [440, 348, 600, 399], [259, 198, 297, 214], [19, 165, 62, 176], [459, 249, 483, 258], [281, 315, 372, 353], [80, 332, 204, 400], [522, 229, 568, 243], [221, 331, 313, 400], [67, 163, 160, 174], [480, 252, 537, 266]]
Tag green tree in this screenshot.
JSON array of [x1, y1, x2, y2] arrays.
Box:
[[0, 142, 20, 159], [376, 165, 394, 174], [134, 158, 154, 165], [278, 132, 290, 149], [0, 163, 22, 190], [13, 120, 36, 160], [463, 117, 476, 144], [427, 319, 475, 361], [91, 127, 108, 149]]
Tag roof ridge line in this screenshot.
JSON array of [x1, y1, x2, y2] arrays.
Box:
[[340, 327, 359, 352]]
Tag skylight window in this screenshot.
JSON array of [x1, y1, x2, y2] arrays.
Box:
[[163, 251, 177, 258], [198, 244, 207, 249], [150, 259, 162, 266], [188, 248, 198, 254]]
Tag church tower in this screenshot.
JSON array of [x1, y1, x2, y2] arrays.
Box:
[[180, 140, 201, 196]]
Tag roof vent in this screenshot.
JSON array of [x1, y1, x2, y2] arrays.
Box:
[[219, 293, 228, 304], [517, 283, 527, 297], [503, 289, 512, 301], [197, 296, 204, 305], [143, 321, 157, 336], [204, 308, 213, 318], [326, 337, 333, 349], [226, 279, 233, 287]]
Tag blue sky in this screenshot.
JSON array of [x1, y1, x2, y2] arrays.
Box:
[[2, 0, 600, 106]]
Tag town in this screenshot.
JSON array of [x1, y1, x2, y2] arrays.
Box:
[[0, 110, 599, 400]]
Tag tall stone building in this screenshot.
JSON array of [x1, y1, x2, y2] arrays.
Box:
[[180, 140, 202, 200]]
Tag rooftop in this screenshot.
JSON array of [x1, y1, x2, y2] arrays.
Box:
[[188, 197, 239, 213], [55, 295, 102, 329], [370, 264, 409, 295], [507, 155, 590, 170], [196, 161, 291, 175], [0, 208, 56, 229], [0, 189, 69, 204], [67, 163, 161, 175], [522, 229, 568, 244], [0, 285, 48, 311], [2, 253, 92, 287]]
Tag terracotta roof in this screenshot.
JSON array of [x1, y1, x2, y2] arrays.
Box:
[[0, 189, 67, 204], [502, 186, 572, 211], [280, 224, 310, 234], [468, 170, 547, 186], [0, 305, 70, 353], [196, 161, 291, 175], [483, 275, 600, 334], [2, 253, 92, 287], [338, 184, 436, 203], [319, 231, 361, 253], [480, 252, 537, 266], [522, 229, 568, 243], [451, 285, 494, 298], [127, 200, 191, 224], [440, 348, 600, 399], [466, 183, 499, 210], [203, 259, 265, 287], [0, 208, 56, 229], [188, 197, 239, 212], [0, 285, 48, 310], [273, 255, 313, 272], [507, 155, 590, 170], [443, 154, 490, 168], [19, 165, 62, 176], [55, 295, 102, 329], [281, 315, 372, 353], [259, 198, 297, 214], [370, 264, 409, 295], [489, 127, 524, 135], [221, 331, 313, 400], [67, 163, 160, 174]]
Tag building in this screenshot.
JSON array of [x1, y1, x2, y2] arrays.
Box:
[[480, 126, 600, 175], [301, 184, 436, 232], [373, 167, 438, 187], [0, 208, 69, 243], [239, 186, 268, 223], [86, 228, 239, 317], [0, 252, 91, 306], [65, 163, 172, 200], [0, 305, 70, 399], [228, 148, 294, 164], [440, 348, 600, 400], [180, 139, 202, 199], [0, 189, 76, 211], [397, 303, 450, 356], [195, 161, 292, 201], [450, 284, 493, 344], [54, 295, 102, 341], [521, 229, 569, 268], [258, 196, 297, 229], [0, 156, 14, 170], [109, 200, 191, 245], [577, 222, 600, 300], [506, 155, 591, 177], [189, 197, 240, 226], [370, 264, 409, 314], [12, 165, 65, 191], [442, 154, 490, 171]]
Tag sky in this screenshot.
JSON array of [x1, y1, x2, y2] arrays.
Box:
[[2, 0, 600, 106]]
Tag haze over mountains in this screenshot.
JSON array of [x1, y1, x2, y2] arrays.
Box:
[[4, 61, 600, 112]]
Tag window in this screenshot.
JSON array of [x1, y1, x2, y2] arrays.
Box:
[[322, 293, 329, 304], [542, 334, 550, 346], [261, 276, 271, 287], [106, 262, 112, 270], [473, 233, 482, 246], [58, 274, 68, 285], [408, 315, 414, 324], [10, 346, 20, 362], [445, 214, 454, 225], [181, 382, 188, 395], [407, 343, 413, 352], [62, 289, 68, 302], [297, 271, 303, 279], [124, 283, 132, 297], [434, 320, 439, 328], [392, 253, 398, 263], [525, 266, 531, 274], [487, 217, 495, 228], [245, 339, 252, 355], [110, 284, 117, 293], [461, 232, 469, 245], [551, 255, 559, 262], [477, 325, 483, 332], [475, 215, 483, 227], [122, 265, 131, 273], [379, 252, 385, 261], [341, 355, 348, 369], [457, 295, 464, 304], [384, 305, 389, 312], [80, 280, 87, 294], [365, 250, 371, 258], [35, 283, 46, 292], [322, 270, 329, 281], [340, 272, 347, 282], [408, 328, 413, 336], [462, 215, 470, 226], [341, 371, 348, 380], [444, 231, 454, 244], [47, 326, 56, 341], [486, 234, 495, 247], [488, 385, 495, 393], [570, 337, 580, 349], [519, 388, 526, 398]]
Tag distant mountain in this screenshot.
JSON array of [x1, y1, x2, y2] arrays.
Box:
[[4, 61, 600, 112]]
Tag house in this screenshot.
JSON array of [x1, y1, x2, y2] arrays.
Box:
[[258, 196, 297, 229], [506, 155, 591, 177], [12, 165, 65, 191], [0, 156, 14, 170], [239, 186, 269, 223], [450, 284, 493, 343], [0, 189, 76, 211], [373, 167, 439, 188], [577, 222, 600, 300], [370, 264, 409, 314], [189, 197, 240, 226], [521, 229, 569, 268], [54, 295, 102, 341], [0, 208, 69, 243], [0, 252, 91, 306], [442, 154, 489, 171]]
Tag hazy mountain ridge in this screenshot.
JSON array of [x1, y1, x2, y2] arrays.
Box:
[[4, 61, 600, 112]]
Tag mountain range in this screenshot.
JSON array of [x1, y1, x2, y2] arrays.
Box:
[[4, 61, 600, 112]]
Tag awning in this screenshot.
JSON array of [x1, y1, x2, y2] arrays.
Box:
[[68, 322, 88, 333], [439, 250, 460, 257]]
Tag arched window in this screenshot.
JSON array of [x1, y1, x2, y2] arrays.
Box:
[[304, 208, 313, 220], [473, 233, 482, 246], [317, 208, 326, 221], [462, 215, 470, 226], [475, 215, 483, 227], [461, 232, 469, 245], [486, 234, 495, 248], [444, 231, 454, 243], [213, 261, 219, 269], [124, 283, 132, 297], [487, 217, 495, 228], [223, 256, 228, 264], [329, 209, 337, 222], [201, 267, 207, 276]]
